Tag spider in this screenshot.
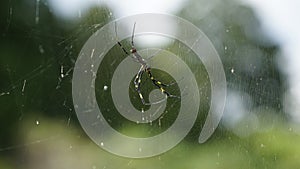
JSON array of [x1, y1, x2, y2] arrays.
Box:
[[115, 22, 179, 105]]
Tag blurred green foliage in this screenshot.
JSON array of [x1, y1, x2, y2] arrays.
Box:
[[0, 0, 295, 168]]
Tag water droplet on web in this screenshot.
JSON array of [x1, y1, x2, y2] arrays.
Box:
[[231, 68, 235, 73], [38, 45, 44, 54], [158, 117, 163, 126], [35, 0, 40, 24], [22, 80, 26, 94], [100, 142, 104, 146], [60, 66, 64, 78], [103, 85, 108, 91], [36, 120, 40, 125]]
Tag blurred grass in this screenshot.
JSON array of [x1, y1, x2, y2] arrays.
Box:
[[0, 115, 298, 169]]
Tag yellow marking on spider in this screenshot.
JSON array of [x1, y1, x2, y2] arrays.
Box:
[[135, 84, 138, 88], [157, 81, 162, 85], [138, 79, 141, 83], [160, 88, 165, 93], [150, 76, 154, 80]]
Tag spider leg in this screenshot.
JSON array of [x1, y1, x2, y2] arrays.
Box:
[[131, 22, 136, 47], [117, 41, 130, 55], [115, 22, 130, 56], [134, 66, 171, 105], [134, 67, 147, 105], [116, 41, 139, 62], [146, 68, 180, 98], [146, 68, 177, 87]]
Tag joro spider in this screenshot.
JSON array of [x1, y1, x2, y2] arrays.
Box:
[[115, 22, 180, 105]]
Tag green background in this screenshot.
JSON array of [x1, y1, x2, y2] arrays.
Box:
[[0, 0, 298, 168]]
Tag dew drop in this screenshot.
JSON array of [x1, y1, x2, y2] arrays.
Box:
[[38, 45, 44, 54], [103, 85, 108, 91], [231, 68, 235, 73]]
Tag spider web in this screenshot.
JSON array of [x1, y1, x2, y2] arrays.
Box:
[[0, 0, 114, 153], [0, 0, 291, 168]]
